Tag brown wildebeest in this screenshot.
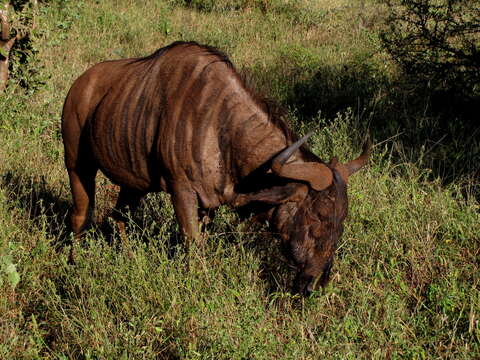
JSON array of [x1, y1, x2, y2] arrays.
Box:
[[62, 41, 370, 296]]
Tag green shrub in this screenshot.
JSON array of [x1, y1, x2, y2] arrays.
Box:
[[380, 0, 480, 97]]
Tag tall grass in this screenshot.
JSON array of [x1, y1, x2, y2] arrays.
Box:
[[0, 0, 478, 358]]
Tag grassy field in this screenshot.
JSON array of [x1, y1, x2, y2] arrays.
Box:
[[0, 0, 479, 358]]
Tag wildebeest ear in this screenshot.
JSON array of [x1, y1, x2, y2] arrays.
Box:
[[344, 136, 371, 176], [233, 183, 308, 207], [328, 137, 372, 183], [273, 162, 333, 191]]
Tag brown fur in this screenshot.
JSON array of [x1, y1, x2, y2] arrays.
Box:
[[62, 41, 369, 296]]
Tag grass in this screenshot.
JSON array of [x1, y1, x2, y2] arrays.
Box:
[[0, 0, 479, 358]]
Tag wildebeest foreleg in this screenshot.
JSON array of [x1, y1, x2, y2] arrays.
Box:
[[171, 183, 200, 246]]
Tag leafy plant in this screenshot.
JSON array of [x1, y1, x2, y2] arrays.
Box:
[[0, 0, 40, 92], [0, 253, 20, 288], [380, 0, 480, 96]]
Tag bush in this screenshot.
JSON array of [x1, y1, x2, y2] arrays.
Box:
[[380, 0, 480, 97]]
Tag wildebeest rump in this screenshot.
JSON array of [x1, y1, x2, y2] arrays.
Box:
[[62, 41, 370, 296]]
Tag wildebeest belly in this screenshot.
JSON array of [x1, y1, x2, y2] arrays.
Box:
[[89, 89, 161, 192], [89, 96, 233, 205]]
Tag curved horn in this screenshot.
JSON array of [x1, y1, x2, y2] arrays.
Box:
[[271, 131, 333, 191], [344, 136, 372, 176], [271, 131, 314, 173]]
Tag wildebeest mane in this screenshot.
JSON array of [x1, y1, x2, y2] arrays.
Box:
[[135, 41, 234, 68], [236, 64, 319, 163]]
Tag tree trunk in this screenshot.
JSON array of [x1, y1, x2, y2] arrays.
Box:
[[0, 2, 14, 92], [0, 0, 37, 93]]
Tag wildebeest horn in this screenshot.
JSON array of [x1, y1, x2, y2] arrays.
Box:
[[344, 136, 371, 176], [271, 131, 333, 191], [271, 131, 314, 173]]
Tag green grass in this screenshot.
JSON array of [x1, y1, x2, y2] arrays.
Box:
[[0, 0, 478, 358]]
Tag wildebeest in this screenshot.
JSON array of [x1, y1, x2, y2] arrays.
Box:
[[62, 41, 370, 296]]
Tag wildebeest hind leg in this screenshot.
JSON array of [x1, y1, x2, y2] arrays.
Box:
[[111, 187, 144, 246], [68, 167, 97, 237]]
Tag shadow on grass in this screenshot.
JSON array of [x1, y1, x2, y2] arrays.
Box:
[[0, 170, 316, 301], [0, 170, 126, 250], [0, 169, 184, 258], [0, 172, 184, 358], [218, 205, 292, 296], [287, 62, 384, 123], [0, 170, 71, 245]]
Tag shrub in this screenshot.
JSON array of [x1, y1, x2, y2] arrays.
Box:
[[380, 0, 480, 97]]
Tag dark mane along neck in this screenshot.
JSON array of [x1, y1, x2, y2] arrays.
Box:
[[135, 41, 235, 69], [237, 73, 319, 163]]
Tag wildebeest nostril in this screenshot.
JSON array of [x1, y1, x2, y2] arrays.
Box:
[[306, 279, 315, 294]]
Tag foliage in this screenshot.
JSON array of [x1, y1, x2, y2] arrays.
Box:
[[377, 0, 480, 186], [380, 0, 480, 96], [173, 0, 253, 12], [172, 0, 327, 26], [0, 254, 20, 289], [2, 0, 47, 92]]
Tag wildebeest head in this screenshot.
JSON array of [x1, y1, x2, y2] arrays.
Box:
[[269, 134, 371, 296]]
